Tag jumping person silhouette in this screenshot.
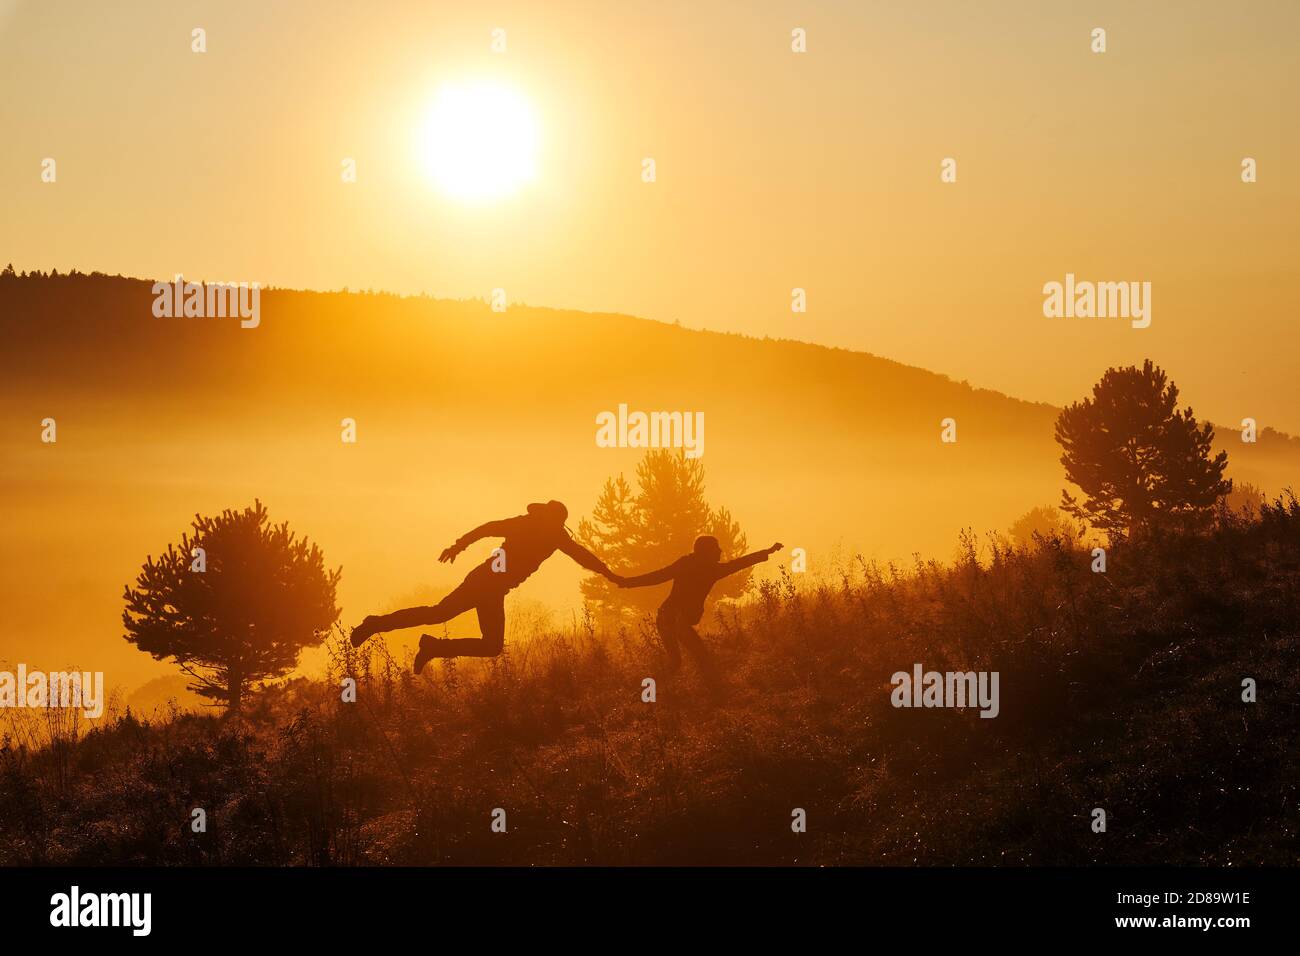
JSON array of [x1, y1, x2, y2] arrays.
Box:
[[617, 537, 782, 691], [350, 500, 622, 674]]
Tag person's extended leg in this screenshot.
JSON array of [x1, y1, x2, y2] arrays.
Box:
[[413, 593, 507, 673], [675, 624, 723, 694], [655, 609, 683, 674], [351, 572, 482, 647]]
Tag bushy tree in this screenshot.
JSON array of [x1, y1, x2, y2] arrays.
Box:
[[1217, 480, 1266, 526], [1055, 361, 1230, 539], [122, 501, 340, 714], [1008, 505, 1076, 547], [577, 451, 748, 621]]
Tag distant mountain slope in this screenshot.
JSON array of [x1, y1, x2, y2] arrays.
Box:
[[5, 271, 1295, 488], [126, 675, 205, 715]]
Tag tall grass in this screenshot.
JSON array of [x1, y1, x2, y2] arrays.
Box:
[[3, 497, 1298, 865]]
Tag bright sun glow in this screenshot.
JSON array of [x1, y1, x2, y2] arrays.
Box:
[[418, 83, 540, 202]]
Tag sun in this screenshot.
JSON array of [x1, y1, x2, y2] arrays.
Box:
[[417, 83, 540, 202]]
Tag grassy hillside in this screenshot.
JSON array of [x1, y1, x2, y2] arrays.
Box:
[[2, 500, 1295, 866]]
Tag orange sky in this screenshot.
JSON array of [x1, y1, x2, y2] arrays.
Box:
[[2, 0, 1298, 432]]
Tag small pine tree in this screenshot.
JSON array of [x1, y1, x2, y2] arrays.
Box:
[[1008, 505, 1075, 547], [1056, 360, 1231, 539], [577, 450, 749, 622], [122, 501, 340, 714], [1220, 480, 1265, 520]]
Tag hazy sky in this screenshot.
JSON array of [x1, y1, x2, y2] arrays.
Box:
[[2, 0, 1297, 430]]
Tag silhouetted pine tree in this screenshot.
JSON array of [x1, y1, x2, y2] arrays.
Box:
[[577, 450, 749, 621], [122, 501, 340, 714], [1056, 360, 1230, 540]]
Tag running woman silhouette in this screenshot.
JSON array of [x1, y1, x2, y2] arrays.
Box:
[[617, 536, 782, 690]]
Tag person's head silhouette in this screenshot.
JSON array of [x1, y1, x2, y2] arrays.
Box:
[[527, 500, 568, 530], [693, 534, 722, 563]]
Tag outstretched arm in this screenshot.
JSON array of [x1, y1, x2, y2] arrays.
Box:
[[715, 542, 783, 579], [618, 558, 686, 588], [557, 533, 621, 582], [439, 517, 520, 563]]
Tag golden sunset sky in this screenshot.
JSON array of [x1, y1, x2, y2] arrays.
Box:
[[3, 0, 1297, 428]]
